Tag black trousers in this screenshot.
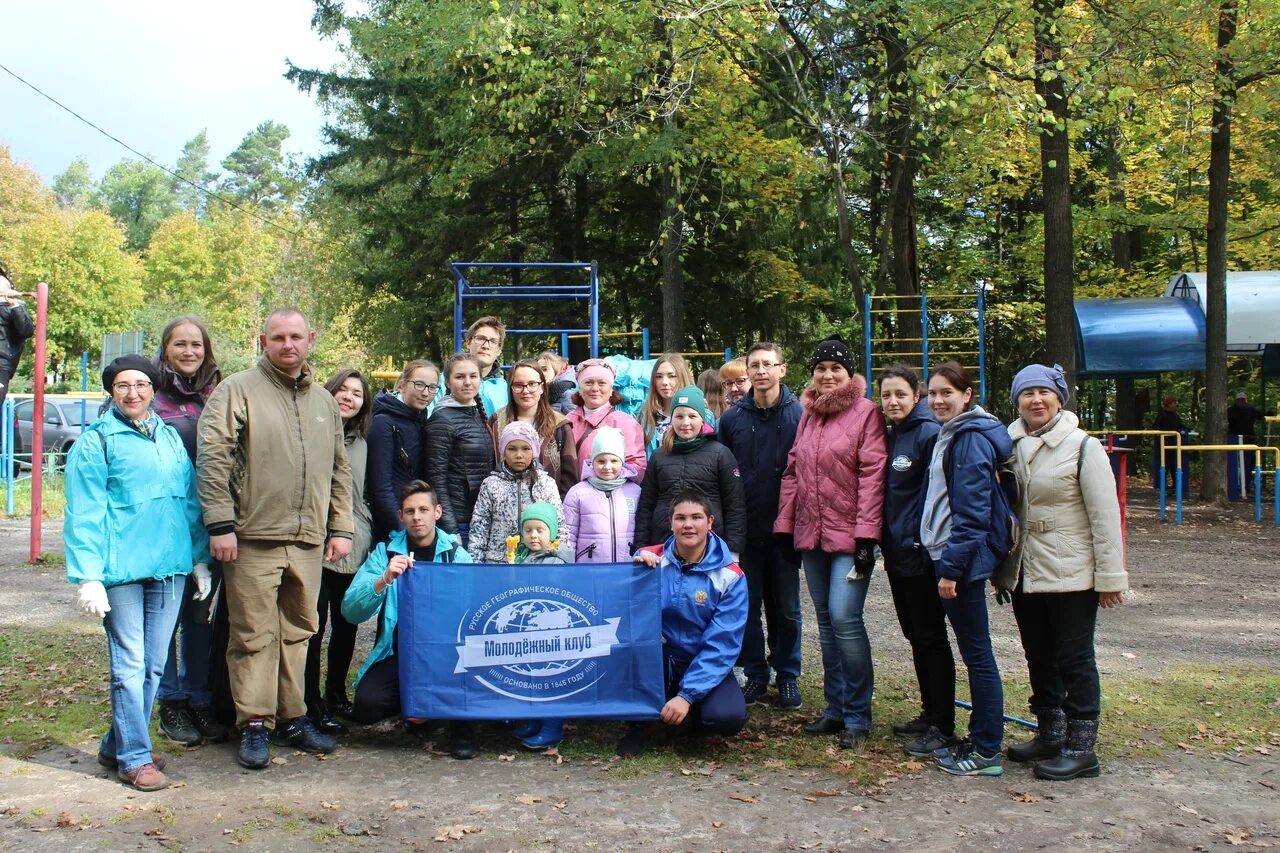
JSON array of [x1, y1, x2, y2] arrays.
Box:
[[1011, 588, 1101, 720], [887, 571, 956, 735], [305, 569, 358, 713], [351, 655, 401, 725]]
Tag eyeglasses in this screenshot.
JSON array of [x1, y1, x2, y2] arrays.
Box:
[[748, 361, 783, 372], [406, 381, 439, 393], [511, 381, 543, 392], [722, 377, 750, 388], [112, 381, 153, 394], [471, 334, 501, 347]]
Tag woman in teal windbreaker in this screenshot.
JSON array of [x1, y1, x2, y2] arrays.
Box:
[[64, 355, 210, 792]]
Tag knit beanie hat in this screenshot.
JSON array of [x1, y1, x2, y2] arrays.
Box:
[[519, 502, 559, 540], [576, 358, 616, 387], [668, 385, 713, 423], [499, 420, 541, 458], [808, 335, 854, 374], [102, 354, 160, 392], [1010, 363, 1070, 406], [591, 425, 626, 462]]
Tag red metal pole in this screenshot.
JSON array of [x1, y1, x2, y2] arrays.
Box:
[[29, 282, 47, 563], [1118, 451, 1128, 567]]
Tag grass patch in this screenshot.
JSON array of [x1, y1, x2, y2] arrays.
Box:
[[0, 476, 66, 520], [0, 627, 108, 758]]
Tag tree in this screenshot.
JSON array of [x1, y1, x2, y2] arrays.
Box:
[[52, 158, 94, 210], [220, 121, 303, 211], [92, 159, 178, 251], [174, 130, 218, 216]]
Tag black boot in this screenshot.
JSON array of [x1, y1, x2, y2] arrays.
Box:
[[1006, 707, 1065, 763], [1034, 718, 1100, 780]]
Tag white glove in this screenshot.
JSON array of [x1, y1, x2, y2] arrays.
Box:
[[77, 581, 110, 618], [192, 563, 212, 601]]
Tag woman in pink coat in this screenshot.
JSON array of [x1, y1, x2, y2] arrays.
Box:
[[776, 336, 888, 748], [565, 359, 647, 481]]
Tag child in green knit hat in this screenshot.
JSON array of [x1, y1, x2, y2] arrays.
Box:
[[505, 502, 574, 564]]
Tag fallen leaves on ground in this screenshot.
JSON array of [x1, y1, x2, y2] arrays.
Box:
[[55, 812, 75, 827], [513, 794, 543, 805], [728, 793, 758, 804], [809, 790, 842, 798], [1010, 791, 1042, 803], [497, 753, 515, 762], [389, 800, 408, 810], [1224, 829, 1251, 846], [269, 756, 288, 766], [434, 824, 481, 842], [320, 801, 339, 810]]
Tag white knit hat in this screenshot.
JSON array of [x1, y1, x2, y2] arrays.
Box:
[[591, 426, 626, 462]]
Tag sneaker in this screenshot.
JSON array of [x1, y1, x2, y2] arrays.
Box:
[[892, 713, 930, 737], [118, 762, 169, 792], [936, 744, 1003, 776], [188, 704, 230, 742], [158, 701, 202, 746], [839, 728, 869, 749], [802, 716, 844, 735], [98, 750, 167, 771], [742, 679, 768, 706], [903, 727, 959, 758], [272, 715, 338, 754], [237, 719, 271, 769], [776, 680, 803, 709]]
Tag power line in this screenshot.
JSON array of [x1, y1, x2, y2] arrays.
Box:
[[0, 60, 304, 239]]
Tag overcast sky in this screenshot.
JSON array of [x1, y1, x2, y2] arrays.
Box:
[[1, 0, 345, 184]]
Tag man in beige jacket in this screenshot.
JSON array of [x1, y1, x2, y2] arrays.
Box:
[[197, 308, 353, 769]]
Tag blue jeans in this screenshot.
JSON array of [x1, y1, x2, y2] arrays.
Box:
[[939, 579, 1004, 754], [803, 551, 873, 731], [100, 577, 184, 772], [738, 538, 802, 682], [157, 572, 215, 707]]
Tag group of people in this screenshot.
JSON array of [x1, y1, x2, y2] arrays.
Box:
[[64, 308, 1127, 793]]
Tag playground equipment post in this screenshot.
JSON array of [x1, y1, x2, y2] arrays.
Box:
[[29, 282, 47, 562]]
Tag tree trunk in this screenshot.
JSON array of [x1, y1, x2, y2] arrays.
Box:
[[828, 147, 866, 321], [1201, 0, 1236, 503], [660, 160, 685, 352], [1032, 0, 1077, 404], [882, 16, 921, 363]]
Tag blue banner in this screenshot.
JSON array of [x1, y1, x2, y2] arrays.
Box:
[[396, 561, 664, 720]]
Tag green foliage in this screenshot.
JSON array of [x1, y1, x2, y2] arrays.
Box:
[[219, 121, 304, 212], [173, 130, 218, 216], [91, 159, 178, 252], [51, 158, 93, 210]]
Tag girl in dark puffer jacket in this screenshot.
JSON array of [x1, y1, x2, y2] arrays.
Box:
[[426, 353, 497, 547], [634, 386, 745, 555]]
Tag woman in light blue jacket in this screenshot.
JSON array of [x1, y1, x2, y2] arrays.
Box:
[[65, 355, 210, 792]]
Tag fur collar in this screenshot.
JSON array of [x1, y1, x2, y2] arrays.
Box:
[[801, 374, 868, 416]]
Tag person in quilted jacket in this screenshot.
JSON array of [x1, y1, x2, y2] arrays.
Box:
[[468, 421, 566, 563]]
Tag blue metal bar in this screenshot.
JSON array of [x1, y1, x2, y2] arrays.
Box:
[[1158, 465, 1167, 521], [590, 262, 600, 359], [723, 348, 732, 362], [977, 288, 987, 408], [560, 333, 569, 355], [862, 291, 872, 399], [641, 327, 650, 359], [1254, 466, 1262, 523], [921, 292, 930, 386], [3, 398, 12, 515], [1176, 462, 1184, 525], [954, 700, 1036, 730], [1275, 473, 1279, 528], [504, 328, 591, 335], [460, 290, 592, 299], [451, 262, 593, 270], [454, 273, 466, 353]]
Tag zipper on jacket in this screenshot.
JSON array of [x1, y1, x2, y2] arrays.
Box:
[[293, 383, 307, 540], [608, 488, 618, 560]]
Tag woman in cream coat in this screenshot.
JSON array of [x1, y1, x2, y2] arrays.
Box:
[[1000, 363, 1127, 781]]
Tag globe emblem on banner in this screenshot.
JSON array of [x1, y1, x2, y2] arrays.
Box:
[[483, 599, 592, 676]]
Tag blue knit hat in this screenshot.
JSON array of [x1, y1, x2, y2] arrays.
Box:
[[1011, 363, 1070, 405]]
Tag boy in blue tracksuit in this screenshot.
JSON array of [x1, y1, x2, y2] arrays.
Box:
[[341, 479, 475, 757], [622, 489, 749, 757]]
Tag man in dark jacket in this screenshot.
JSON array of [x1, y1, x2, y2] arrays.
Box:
[[717, 342, 804, 709], [0, 265, 34, 407]]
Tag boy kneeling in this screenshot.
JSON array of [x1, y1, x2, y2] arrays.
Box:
[[340, 480, 479, 758], [622, 489, 748, 757]]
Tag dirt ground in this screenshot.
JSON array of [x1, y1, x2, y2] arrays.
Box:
[[0, 490, 1277, 851]]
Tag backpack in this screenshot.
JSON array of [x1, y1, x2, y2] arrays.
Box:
[[943, 430, 1022, 563]]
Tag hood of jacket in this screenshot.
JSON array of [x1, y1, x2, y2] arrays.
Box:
[[1008, 409, 1076, 447], [435, 394, 481, 410], [659, 529, 734, 573], [895, 398, 938, 434], [373, 389, 428, 423], [946, 405, 1013, 460], [800, 374, 869, 417]]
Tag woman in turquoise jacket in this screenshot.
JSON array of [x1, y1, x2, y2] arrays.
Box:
[[65, 355, 210, 792]]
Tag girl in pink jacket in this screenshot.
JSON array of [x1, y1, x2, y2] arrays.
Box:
[[775, 336, 888, 748], [563, 427, 641, 563]]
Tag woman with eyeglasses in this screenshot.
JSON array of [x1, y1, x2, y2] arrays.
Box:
[[367, 359, 439, 543], [566, 358, 648, 481], [65, 355, 210, 791], [493, 359, 579, 497], [639, 352, 695, 457], [719, 358, 750, 410]]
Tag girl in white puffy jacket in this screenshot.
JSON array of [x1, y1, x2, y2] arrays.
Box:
[[563, 427, 641, 563]]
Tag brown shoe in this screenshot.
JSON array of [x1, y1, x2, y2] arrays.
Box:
[[118, 762, 170, 791], [98, 751, 167, 772]]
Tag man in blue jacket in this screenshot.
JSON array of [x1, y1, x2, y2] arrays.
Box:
[[341, 480, 476, 758], [623, 489, 748, 757], [717, 342, 804, 708]]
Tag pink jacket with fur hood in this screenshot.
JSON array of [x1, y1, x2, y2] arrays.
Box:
[[774, 374, 889, 553]]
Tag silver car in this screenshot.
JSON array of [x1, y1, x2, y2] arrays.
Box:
[[13, 398, 97, 461]]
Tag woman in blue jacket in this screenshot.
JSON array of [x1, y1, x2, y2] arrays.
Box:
[[878, 364, 955, 757], [65, 355, 210, 792], [623, 489, 749, 757], [920, 361, 1009, 777]]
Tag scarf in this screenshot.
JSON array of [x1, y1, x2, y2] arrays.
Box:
[[589, 474, 628, 491]]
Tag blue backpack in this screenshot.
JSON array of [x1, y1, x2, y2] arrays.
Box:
[[943, 432, 1022, 561]]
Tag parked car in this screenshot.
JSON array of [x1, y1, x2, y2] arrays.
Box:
[[13, 398, 97, 464]]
